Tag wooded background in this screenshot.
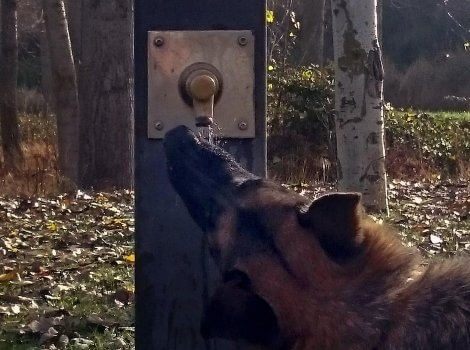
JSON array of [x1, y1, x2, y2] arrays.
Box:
[[0, 0, 468, 195], [0, 1, 469, 349]]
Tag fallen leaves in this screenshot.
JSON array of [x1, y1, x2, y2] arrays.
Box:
[[291, 179, 470, 258], [0, 270, 18, 282], [122, 254, 135, 264], [386, 179, 470, 256], [1, 181, 468, 349], [109, 288, 135, 307], [0, 190, 135, 349], [429, 233, 443, 245]]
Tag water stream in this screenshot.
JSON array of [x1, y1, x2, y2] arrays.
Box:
[[197, 122, 222, 146]]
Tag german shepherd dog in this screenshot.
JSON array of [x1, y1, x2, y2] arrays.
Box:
[[164, 126, 470, 349]]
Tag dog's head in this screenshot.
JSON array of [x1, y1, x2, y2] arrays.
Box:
[[163, 126, 404, 348]]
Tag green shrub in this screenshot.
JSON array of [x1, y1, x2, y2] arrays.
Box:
[[266, 64, 470, 181], [385, 109, 470, 177], [267, 64, 335, 181]]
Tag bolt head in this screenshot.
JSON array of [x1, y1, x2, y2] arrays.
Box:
[[154, 37, 164, 47], [238, 121, 248, 130], [155, 122, 164, 130], [238, 36, 248, 46]]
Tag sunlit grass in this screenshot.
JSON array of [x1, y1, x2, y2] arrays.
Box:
[[394, 109, 470, 120]]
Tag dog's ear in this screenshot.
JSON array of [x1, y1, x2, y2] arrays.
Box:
[[297, 192, 364, 262], [201, 272, 280, 346]]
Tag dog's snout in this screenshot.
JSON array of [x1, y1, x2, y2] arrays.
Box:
[[163, 125, 199, 153]]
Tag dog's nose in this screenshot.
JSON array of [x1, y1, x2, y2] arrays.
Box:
[[163, 125, 199, 153]]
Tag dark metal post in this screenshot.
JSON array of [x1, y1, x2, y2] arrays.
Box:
[[134, 1, 267, 349]]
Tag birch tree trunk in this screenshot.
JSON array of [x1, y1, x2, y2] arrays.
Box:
[[78, 0, 134, 190], [331, 0, 388, 211], [0, 0, 23, 170], [42, 0, 80, 184]]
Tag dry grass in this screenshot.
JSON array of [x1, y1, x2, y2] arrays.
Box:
[[269, 109, 470, 184], [0, 141, 62, 196], [269, 154, 335, 184], [385, 145, 470, 181], [268, 145, 470, 185], [2, 105, 468, 195], [0, 112, 62, 196]]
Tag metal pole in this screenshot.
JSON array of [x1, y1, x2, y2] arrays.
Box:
[[134, 1, 266, 349]]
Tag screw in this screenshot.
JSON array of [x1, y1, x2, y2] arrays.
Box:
[[155, 121, 164, 130], [238, 121, 248, 130], [238, 36, 248, 46], [154, 37, 164, 47]]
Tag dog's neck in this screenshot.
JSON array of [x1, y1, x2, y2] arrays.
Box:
[[283, 223, 419, 350]]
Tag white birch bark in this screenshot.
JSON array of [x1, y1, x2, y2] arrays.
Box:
[[331, 0, 388, 211]]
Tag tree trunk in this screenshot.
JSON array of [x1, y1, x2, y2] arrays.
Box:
[[296, 0, 325, 66], [39, 19, 54, 114], [42, 0, 80, 184], [331, 0, 388, 212], [377, 0, 383, 46], [323, 0, 334, 65], [64, 0, 81, 65], [0, 0, 23, 169], [78, 0, 134, 190]]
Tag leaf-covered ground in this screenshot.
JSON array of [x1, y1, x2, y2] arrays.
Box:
[[290, 179, 470, 257], [1, 180, 469, 349], [0, 191, 134, 350]]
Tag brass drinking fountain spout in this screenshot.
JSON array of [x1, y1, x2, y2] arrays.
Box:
[[179, 63, 222, 128], [186, 72, 218, 127]]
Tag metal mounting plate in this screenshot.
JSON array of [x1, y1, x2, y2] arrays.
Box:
[[148, 30, 255, 139]]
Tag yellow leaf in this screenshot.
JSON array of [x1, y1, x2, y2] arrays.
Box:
[[266, 10, 274, 23], [3, 239, 18, 252], [0, 270, 17, 282], [302, 69, 313, 80], [125, 285, 135, 293], [123, 254, 135, 264], [97, 194, 108, 203], [268, 65, 274, 71], [47, 221, 58, 231]]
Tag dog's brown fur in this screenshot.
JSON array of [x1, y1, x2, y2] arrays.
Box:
[[164, 126, 470, 349], [205, 183, 470, 349]]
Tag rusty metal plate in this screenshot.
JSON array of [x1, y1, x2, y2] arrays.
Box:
[[148, 30, 255, 139]]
